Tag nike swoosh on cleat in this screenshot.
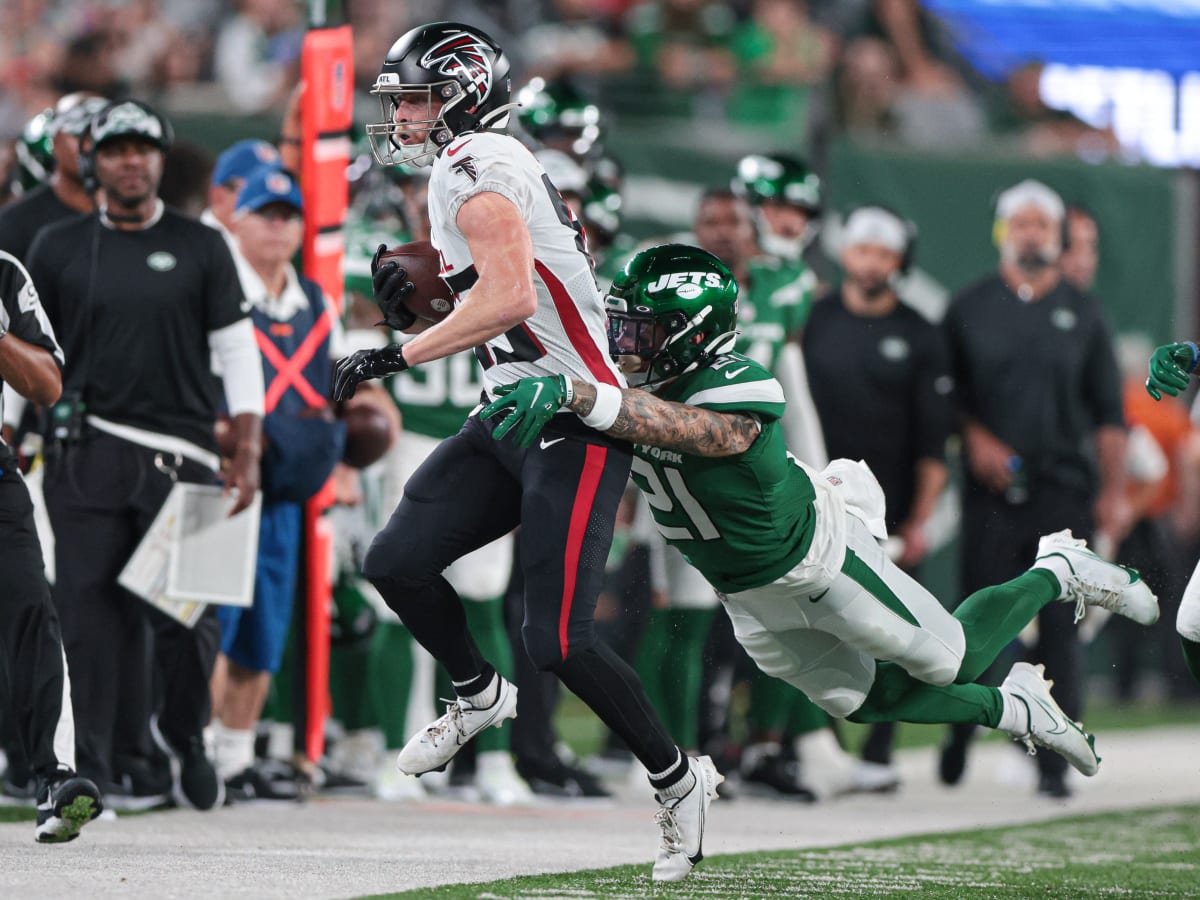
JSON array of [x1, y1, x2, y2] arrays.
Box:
[[1031, 697, 1069, 735]]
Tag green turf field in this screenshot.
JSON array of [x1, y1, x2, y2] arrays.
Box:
[[0, 806, 33, 824], [372, 804, 1200, 899]]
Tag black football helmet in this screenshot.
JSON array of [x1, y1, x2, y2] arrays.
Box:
[[367, 21, 514, 168]]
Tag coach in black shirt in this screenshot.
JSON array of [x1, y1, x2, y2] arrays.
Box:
[[804, 206, 953, 783], [941, 179, 1126, 798], [27, 100, 265, 810], [805, 207, 953, 567]]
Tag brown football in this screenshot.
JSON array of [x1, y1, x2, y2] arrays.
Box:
[[378, 240, 455, 325], [340, 402, 395, 469]]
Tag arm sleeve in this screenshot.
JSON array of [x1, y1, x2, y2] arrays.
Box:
[[1081, 306, 1126, 430], [204, 234, 250, 333], [913, 325, 955, 462], [209, 318, 265, 417], [2, 385, 26, 429], [776, 341, 828, 468]]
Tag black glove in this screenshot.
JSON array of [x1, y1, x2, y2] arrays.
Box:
[[332, 344, 409, 401], [371, 243, 417, 331]]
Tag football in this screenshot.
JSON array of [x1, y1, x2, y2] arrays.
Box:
[[340, 401, 395, 469], [377, 240, 456, 325]]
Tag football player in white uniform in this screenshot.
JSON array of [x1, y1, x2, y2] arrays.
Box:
[[331, 22, 719, 882]]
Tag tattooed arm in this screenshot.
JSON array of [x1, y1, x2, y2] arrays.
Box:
[[569, 380, 760, 457]]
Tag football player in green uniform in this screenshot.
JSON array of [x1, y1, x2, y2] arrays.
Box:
[[483, 244, 1161, 782], [1144, 340, 1200, 686], [694, 188, 851, 798]]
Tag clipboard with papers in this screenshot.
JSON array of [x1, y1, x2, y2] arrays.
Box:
[[119, 483, 261, 627]]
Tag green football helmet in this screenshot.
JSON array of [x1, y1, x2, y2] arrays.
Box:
[[606, 244, 739, 388], [516, 77, 601, 159], [731, 153, 822, 214], [14, 109, 55, 192], [582, 154, 623, 246]]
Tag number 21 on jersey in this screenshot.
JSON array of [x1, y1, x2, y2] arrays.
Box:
[[631, 456, 721, 541]]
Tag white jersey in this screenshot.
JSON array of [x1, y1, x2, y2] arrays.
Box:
[[427, 130, 623, 397]]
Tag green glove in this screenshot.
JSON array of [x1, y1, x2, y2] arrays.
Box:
[[480, 375, 570, 448], [1146, 341, 1198, 400]]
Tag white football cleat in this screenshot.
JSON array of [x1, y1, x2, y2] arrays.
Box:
[[652, 755, 723, 883], [999, 662, 1100, 777], [396, 676, 518, 776], [475, 751, 534, 806], [1034, 529, 1159, 626]]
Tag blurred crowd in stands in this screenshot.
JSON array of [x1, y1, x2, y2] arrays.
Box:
[[0, 0, 1119, 179]]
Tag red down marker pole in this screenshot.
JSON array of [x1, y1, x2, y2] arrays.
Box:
[[299, 1, 352, 764]]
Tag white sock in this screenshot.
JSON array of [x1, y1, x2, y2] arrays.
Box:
[[456, 672, 499, 709], [212, 721, 256, 781], [996, 688, 1029, 736], [266, 721, 293, 762], [1030, 557, 1070, 600], [649, 750, 696, 800], [477, 750, 516, 776]]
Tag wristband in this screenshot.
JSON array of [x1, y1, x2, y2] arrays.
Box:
[[561, 376, 574, 407], [580, 383, 621, 431], [1186, 342, 1200, 374]]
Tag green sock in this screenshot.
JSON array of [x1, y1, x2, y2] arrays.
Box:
[[748, 668, 789, 737], [329, 633, 375, 732], [634, 608, 715, 748], [664, 608, 715, 749], [1181, 636, 1200, 686], [784, 690, 831, 737], [462, 597, 512, 753], [953, 569, 1060, 683], [367, 622, 416, 749], [850, 662, 1002, 727], [634, 608, 672, 740]]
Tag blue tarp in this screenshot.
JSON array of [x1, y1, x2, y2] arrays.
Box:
[[924, 0, 1200, 79]]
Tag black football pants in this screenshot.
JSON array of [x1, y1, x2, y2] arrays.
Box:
[[44, 432, 221, 785], [0, 458, 75, 781], [364, 413, 680, 773]]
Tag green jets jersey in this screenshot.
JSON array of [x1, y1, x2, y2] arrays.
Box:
[[630, 353, 818, 594], [735, 257, 816, 373]]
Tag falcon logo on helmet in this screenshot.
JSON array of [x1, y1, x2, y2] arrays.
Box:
[[420, 32, 494, 104], [367, 21, 514, 169]]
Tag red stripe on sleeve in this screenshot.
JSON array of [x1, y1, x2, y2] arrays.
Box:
[[559, 444, 608, 657], [534, 260, 619, 386]]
